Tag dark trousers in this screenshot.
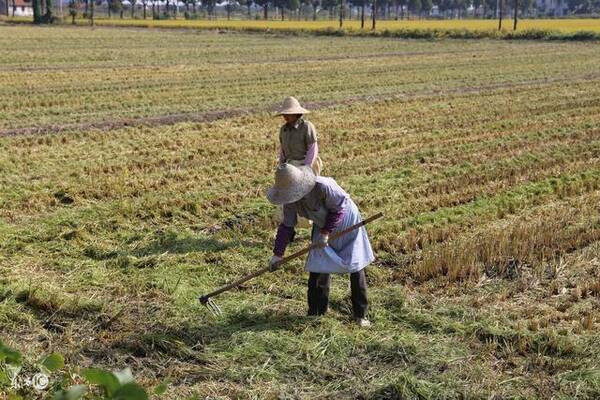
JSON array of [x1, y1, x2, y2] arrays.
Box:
[[307, 269, 368, 319]]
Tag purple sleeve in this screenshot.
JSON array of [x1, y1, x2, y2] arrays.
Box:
[[274, 204, 297, 256], [323, 208, 345, 233], [304, 142, 318, 166], [273, 224, 294, 257]]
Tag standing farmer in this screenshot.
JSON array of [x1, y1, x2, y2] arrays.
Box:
[[276, 96, 323, 175], [266, 163, 374, 327]]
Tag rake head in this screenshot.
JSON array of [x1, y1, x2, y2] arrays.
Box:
[[199, 295, 222, 316]]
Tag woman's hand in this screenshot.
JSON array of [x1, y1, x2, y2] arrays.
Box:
[[314, 231, 329, 248]]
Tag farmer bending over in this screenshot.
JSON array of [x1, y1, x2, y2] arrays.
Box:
[[266, 163, 374, 327], [277, 96, 323, 175]]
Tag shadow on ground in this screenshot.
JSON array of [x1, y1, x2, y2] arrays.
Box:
[[84, 235, 264, 262], [110, 309, 318, 363]]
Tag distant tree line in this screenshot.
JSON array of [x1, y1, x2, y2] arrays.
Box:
[[18, 0, 600, 25]]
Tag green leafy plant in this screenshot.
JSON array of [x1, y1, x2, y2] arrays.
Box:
[[53, 385, 88, 400], [40, 353, 65, 374], [1, 339, 161, 400], [0, 339, 22, 389], [81, 368, 148, 400], [52, 367, 158, 400]]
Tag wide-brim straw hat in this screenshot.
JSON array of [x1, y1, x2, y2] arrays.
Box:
[[266, 163, 316, 205], [276, 96, 310, 116]]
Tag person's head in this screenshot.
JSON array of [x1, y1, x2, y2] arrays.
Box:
[[277, 96, 309, 120], [283, 113, 302, 125]]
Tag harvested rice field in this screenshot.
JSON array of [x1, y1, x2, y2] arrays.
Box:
[[1, 24, 600, 399]]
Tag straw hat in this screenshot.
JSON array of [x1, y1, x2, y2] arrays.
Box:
[[266, 163, 316, 205], [276, 96, 310, 115]]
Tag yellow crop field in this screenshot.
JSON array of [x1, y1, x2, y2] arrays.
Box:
[[83, 17, 600, 33]]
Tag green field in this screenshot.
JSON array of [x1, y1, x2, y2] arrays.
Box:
[[2, 25, 600, 399]]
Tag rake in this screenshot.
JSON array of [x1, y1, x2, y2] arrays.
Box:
[[199, 212, 383, 316]]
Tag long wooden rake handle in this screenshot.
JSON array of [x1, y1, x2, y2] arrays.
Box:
[[199, 212, 383, 305]]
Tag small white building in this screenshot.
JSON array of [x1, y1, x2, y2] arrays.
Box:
[[11, 0, 34, 16]]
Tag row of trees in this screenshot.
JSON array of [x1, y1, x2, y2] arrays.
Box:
[[63, 0, 537, 21], [106, 0, 598, 19], [29, 0, 600, 26]]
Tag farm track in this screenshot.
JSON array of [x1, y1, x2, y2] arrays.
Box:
[[2, 73, 600, 137]]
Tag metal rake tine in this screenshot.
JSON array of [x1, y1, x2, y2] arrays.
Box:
[[200, 295, 222, 316], [207, 299, 222, 316], [198, 295, 221, 315]]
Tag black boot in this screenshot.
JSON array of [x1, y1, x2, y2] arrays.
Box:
[[350, 269, 368, 320]]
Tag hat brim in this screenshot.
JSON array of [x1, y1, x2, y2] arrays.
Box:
[[275, 107, 310, 116], [266, 166, 316, 205]]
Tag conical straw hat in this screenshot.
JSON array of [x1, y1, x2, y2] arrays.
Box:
[[276, 96, 310, 115], [266, 163, 316, 205]]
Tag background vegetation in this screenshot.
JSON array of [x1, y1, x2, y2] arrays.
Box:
[[3, 0, 600, 34]]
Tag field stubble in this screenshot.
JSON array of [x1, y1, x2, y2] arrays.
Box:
[[1, 26, 600, 399]]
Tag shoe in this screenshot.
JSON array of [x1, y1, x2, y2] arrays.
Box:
[[355, 318, 371, 328]]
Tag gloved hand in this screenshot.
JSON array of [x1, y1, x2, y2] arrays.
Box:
[[313, 232, 329, 248], [269, 255, 283, 272]]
